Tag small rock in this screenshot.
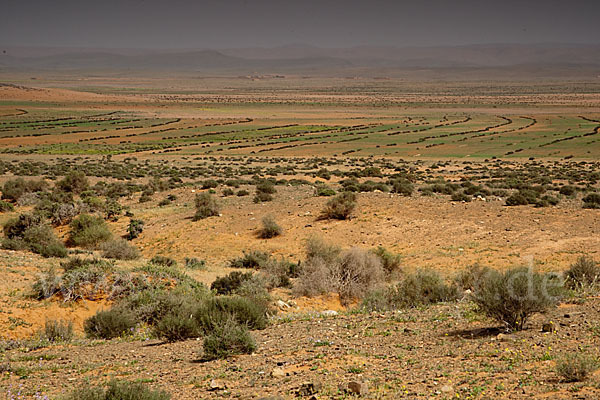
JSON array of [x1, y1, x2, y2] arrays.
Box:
[[297, 382, 321, 396], [542, 321, 557, 333], [208, 379, 226, 391], [441, 385, 453, 393], [347, 381, 369, 396], [271, 367, 286, 378], [321, 310, 338, 317], [496, 333, 509, 342], [277, 300, 291, 309]]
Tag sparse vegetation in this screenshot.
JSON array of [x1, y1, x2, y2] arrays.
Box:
[[69, 213, 112, 248], [320, 192, 356, 220], [258, 215, 282, 238], [193, 192, 220, 220]]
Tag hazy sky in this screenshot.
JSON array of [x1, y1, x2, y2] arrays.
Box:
[[2, 0, 600, 49]]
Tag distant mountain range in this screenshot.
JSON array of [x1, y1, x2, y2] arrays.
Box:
[[1, 44, 599, 76]]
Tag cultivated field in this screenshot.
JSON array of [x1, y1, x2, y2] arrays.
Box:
[[0, 75, 599, 399]]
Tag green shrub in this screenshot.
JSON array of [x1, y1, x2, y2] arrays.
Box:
[[0, 200, 14, 212], [69, 213, 112, 248], [583, 193, 600, 209], [66, 380, 170, 400], [320, 192, 356, 220], [127, 219, 144, 240], [390, 179, 414, 196], [222, 188, 234, 196], [153, 308, 202, 343], [237, 189, 250, 197], [195, 296, 268, 332], [471, 267, 562, 331], [3, 213, 67, 257], [453, 264, 493, 291], [184, 257, 206, 270], [305, 236, 340, 265], [211, 271, 254, 295], [372, 246, 402, 278], [150, 255, 177, 267], [565, 256, 599, 290], [228, 250, 270, 269], [1, 178, 47, 202], [193, 192, 220, 220], [43, 319, 74, 342], [253, 191, 273, 203], [56, 171, 89, 194], [258, 215, 282, 239], [84, 308, 137, 339], [389, 269, 459, 308], [556, 353, 597, 382], [505, 193, 529, 206], [451, 191, 471, 202], [315, 185, 336, 197], [101, 239, 140, 260], [202, 316, 256, 360]]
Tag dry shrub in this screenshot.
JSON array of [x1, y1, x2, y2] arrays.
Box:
[[565, 256, 599, 290], [556, 353, 598, 382], [295, 239, 384, 304], [101, 239, 140, 260], [193, 192, 220, 220], [320, 192, 356, 220], [258, 215, 282, 239], [472, 267, 562, 331]]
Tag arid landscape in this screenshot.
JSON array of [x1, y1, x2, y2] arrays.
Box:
[[2, 1, 600, 398], [0, 72, 598, 399]]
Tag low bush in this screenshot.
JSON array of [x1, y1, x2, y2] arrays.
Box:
[[253, 191, 273, 203], [237, 189, 250, 197], [101, 239, 140, 260], [258, 215, 282, 239], [315, 185, 336, 197], [1, 178, 47, 202], [66, 379, 170, 400], [43, 319, 74, 342], [127, 219, 144, 240], [3, 213, 67, 257], [471, 267, 562, 331], [84, 308, 137, 339], [453, 264, 493, 291], [389, 179, 414, 196], [184, 257, 206, 270], [228, 250, 270, 269], [389, 269, 459, 308], [372, 246, 402, 278], [153, 307, 202, 343], [565, 256, 599, 290], [296, 242, 384, 304], [202, 316, 256, 360], [69, 213, 112, 249], [556, 353, 597, 382], [193, 192, 220, 220], [195, 296, 268, 332], [56, 171, 89, 194], [150, 255, 177, 267], [0, 200, 14, 212], [583, 193, 600, 209], [320, 192, 356, 220], [211, 271, 254, 295]]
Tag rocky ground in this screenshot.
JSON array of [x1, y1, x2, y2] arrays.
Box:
[[2, 296, 600, 399]]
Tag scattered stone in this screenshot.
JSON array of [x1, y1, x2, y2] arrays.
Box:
[[271, 367, 286, 378], [496, 333, 510, 342]]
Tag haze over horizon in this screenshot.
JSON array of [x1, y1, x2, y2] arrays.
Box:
[[2, 0, 600, 50]]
